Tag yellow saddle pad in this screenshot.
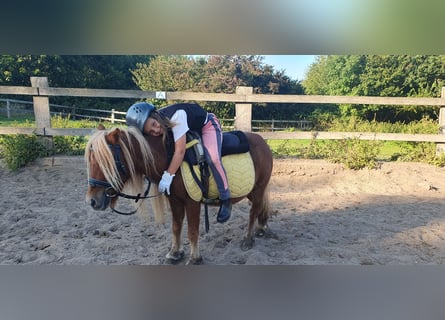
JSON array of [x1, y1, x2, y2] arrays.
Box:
[[180, 152, 255, 202]]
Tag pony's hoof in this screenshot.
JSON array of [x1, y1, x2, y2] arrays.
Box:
[[240, 237, 254, 251], [255, 225, 278, 239], [186, 256, 203, 265], [165, 250, 185, 264]]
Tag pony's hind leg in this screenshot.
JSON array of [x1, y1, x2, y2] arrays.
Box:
[[165, 200, 185, 264], [241, 205, 257, 251], [254, 186, 278, 240], [241, 186, 276, 251]]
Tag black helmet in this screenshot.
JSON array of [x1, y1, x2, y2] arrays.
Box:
[[126, 102, 155, 131]]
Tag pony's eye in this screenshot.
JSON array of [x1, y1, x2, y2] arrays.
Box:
[[105, 187, 118, 198]]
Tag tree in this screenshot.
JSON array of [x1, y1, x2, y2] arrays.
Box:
[[0, 55, 152, 110], [303, 55, 445, 122], [131, 55, 304, 119], [132, 55, 196, 92], [302, 55, 329, 95]]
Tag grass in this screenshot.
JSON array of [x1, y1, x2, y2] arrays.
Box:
[[266, 139, 406, 161], [378, 141, 405, 161], [0, 115, 35, 127]]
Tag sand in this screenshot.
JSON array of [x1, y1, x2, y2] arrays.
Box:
[[1, 156, 445, 265]]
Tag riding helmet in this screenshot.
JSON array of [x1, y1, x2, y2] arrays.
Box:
[[126, 102, 155, 131]]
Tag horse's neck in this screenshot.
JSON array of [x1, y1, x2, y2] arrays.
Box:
[[145, 135, 169, 178]]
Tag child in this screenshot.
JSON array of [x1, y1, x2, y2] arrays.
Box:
[[126, 102, 232, 223]]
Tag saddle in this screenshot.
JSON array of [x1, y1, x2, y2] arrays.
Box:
[[181, 130, 255, 202], [184, 130, 250, 165], [170, 130, 254, 232]]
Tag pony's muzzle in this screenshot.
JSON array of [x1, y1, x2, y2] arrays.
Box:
[[87, 193, 110, 210], [90, 198, 97, 208]]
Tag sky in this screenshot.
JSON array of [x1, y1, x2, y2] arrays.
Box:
[[261, 55, 317, 81]]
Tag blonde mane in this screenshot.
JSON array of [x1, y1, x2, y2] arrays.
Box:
[[85, 127, 166, 223], [85, 126, 156, 192]]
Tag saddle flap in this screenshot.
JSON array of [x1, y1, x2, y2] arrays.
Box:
[[181, 152, 255, 202]]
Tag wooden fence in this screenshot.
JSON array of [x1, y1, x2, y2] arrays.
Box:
[[1, 77, 445, 152], [0, 98, 128, 123], [0, 98, 313, 131]]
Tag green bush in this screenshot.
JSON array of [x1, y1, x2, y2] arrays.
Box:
[[0, 115, 98, 170], [300, 138, 381, 169], [301, 139, 329, 159], [326, 139, 381, 170], [430, 153, 445, 167], [50, 114, 97, 155], [0, 134, 48, 170], [305, 116, 444, 169], [53, 135, 87, 155]]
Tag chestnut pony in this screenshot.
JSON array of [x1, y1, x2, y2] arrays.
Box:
[[85, 126, 275, 264]]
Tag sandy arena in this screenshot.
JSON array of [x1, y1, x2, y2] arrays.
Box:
[[1, 156, 445, 265]]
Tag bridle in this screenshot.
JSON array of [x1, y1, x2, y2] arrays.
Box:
[[88, 144, 160, 216]]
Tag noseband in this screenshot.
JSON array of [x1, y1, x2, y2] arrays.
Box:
[[88, 144, 159, 215]]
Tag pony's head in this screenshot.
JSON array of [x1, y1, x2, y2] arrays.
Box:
[[85, 126, 156, 211]]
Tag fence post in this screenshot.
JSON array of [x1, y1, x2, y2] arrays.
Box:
[[30, 77, 52, 151], [437, 87, 445, 155], [31, 77, 51, 130], [6, 99, 10, 118], [234, 86, 252, 132], [111, 109, 115, 124]]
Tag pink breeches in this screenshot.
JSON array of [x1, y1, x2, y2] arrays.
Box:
[[201, 113, 230, 199]]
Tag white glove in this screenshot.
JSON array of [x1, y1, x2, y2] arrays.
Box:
[[158, 171, 175, 195]]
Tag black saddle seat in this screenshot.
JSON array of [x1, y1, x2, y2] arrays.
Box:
[[221, 130, 250, 156]]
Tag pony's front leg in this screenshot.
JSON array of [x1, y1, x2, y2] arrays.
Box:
[[185, 201, 203, 265], [165, 200, 186, 264]]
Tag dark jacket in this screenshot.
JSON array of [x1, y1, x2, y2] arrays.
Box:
[[159, 103, 208, 133]]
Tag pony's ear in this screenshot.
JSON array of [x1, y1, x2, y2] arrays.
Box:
[[107, 128, 121, 145], [97, 123, 106, 130]]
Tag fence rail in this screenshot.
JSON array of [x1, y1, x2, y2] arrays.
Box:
[[1, 98, 310, 129], [1, 77, 445, 154], [2, 85, 445, 106], [0, 98, 128, 123], [252, 119, 313, 131]]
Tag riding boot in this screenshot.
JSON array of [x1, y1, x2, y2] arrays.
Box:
[[216, 199, 232, 223]]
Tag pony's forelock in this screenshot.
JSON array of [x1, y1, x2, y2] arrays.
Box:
[[85, 127, 157, 193], [85, 129, 123, 191]]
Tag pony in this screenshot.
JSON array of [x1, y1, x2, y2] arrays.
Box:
[[85, 126, 276, 264]]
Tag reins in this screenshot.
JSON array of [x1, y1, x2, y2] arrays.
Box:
[[88, 176, 160, 216]]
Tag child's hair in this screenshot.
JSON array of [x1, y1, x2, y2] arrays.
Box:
[[150, 110, 176, 143]]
